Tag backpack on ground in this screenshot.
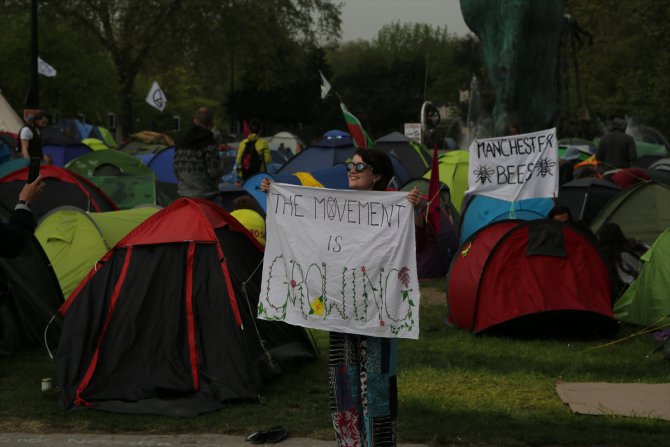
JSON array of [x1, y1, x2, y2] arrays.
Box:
[[241, 139, 262, 180]]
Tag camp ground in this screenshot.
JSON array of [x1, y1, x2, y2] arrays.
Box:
[[0, 205, 63, 357], [55, 198, 316, 416], [447, 219, 618, 336], [0, 164, 118, 221], [66, 150, 165, 208], [35, 206, 160, 300]]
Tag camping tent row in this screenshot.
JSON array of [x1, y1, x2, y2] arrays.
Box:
[[54, 198, 317, 416]]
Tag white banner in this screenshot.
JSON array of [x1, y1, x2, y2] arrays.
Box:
[[466, 128, 558, 201], [145, 81, 166, 111], [259, 183, 420, 339], [37, 57, 57, 77]]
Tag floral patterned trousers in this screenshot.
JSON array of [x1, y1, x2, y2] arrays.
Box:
[[329, 332, 398, 447]]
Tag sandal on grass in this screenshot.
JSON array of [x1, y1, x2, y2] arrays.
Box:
[[245, 426, 288, 444]]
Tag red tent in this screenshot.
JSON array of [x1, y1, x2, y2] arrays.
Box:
[[0, 165, 117, 220], [447, 219, 617, 336], [56, 198, 316, 416]]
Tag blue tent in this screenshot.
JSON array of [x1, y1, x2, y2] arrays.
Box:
[[459, 195, 554, 243], [0, 158, 29, 178], [137, 146, 176, 184], [243, 164, 351, 213], [137, 146, 178, 203], [322, 129, 350, 139], [277, 135, 355, 175]]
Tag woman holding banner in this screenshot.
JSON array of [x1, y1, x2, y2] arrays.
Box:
[[262, 148, 421, 447]]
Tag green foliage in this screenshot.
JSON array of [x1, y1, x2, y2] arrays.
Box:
[[324, 22, 483, 140], [565, 0, 670, 137], [1, 290, 669, 446]]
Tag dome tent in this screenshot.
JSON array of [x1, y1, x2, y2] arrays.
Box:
[[448, 219, 617, 336], [56, 198, 316, 416]]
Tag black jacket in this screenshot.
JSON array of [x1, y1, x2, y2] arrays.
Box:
[[1, 208, 36, 258], [596, 119, 637, 169]]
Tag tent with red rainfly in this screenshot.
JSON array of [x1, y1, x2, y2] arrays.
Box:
[[447, 219, 618, 337], [55, 198, 316, 416], [0, 165, 117, 221]]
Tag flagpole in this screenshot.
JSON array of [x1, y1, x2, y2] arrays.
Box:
[[27, 0, 39, 108]]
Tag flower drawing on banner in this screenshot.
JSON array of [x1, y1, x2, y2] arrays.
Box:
[[473, 165, 495, 184], [533, 158, 557, 177], [360, 265, 366, 273], [290, 279, 297, 288], [398, 266, 410, 288], [310, 296, 325, 316], [380, 319, 385, 327]]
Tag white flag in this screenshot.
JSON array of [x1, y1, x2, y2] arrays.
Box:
[[145, 81, 167, 111], [37, 57, 57, 77], [319, 71, 331, 100]]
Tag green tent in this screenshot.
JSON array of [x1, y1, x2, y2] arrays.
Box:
[[35, 206, 159, 299], [614, 227, 670, 326], [66, 150, 159, 209], [424, 150, 469, 212], [590, 181, 670, 245], [66, 149, 152, 177], [593, 138, 668, 158]]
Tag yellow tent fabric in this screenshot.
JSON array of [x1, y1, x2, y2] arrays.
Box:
[[424, 150, 469, 212], [231, 208, 266, 246], [293, 172, 324, 188], [36, 206, 159, 299], [82, 138, 110, 151]]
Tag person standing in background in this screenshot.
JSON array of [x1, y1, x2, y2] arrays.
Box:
[[19, 111, 52, 164], [173, 107, 224, 201], [236, 119, 271, 183], [596, 117, 637, 170]]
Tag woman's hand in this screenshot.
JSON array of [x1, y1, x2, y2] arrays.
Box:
[[260, 177, 271, 193], [406, 186, 421, 208], [19, 175, 45, 203]]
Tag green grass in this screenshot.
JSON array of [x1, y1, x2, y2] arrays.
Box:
[[1, 281, 669, 446]]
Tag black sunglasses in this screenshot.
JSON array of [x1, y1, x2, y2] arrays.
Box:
[[346, 161, 373, 173]]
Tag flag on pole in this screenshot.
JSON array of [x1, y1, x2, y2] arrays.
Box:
[[37, 57, 57, 77], [319, 71, 331, 100], [340, 102, 373, 149], [427, 144, 441, 233], [145, 81, 166, 111]]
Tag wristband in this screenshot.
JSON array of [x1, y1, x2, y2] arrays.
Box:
[[15, 200, 31, 211]]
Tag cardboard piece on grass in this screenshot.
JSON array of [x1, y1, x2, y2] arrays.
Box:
[[556, 381, 670, 421]]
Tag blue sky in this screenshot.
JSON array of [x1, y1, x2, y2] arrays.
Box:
[[338, 0, 471, 41]]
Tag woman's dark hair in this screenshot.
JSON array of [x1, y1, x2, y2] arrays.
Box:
[[354, 148, 394, 191]]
